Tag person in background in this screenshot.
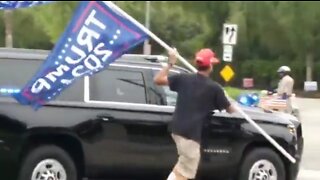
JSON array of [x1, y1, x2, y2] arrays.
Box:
[[153, 48, 236, 180], [276, 65, 294, 113]]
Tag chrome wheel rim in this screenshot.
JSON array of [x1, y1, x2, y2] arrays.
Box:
[[31, 159, 67, 180], [248, 159, 277, 180]]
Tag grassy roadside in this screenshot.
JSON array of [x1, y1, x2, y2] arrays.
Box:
[[295, 90, 320, 99], [224, 86, 320, 99], [223, 86, 261, 99]]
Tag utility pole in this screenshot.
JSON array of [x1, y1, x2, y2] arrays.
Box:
[[143, 1, 151, 55], [4, 10, 13, 48]]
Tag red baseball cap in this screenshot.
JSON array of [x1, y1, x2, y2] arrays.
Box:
[[195, 48, 220, 67]]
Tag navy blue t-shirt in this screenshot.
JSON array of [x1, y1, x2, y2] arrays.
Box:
[[168, 73, 231, 143]]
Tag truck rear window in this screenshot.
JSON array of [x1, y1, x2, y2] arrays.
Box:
[[89, 69, 147, 104], [152, 70, 179, 106], [0, 58, 84, 102]]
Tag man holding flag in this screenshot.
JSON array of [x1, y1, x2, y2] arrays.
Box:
[[154, 48, 236, 180]]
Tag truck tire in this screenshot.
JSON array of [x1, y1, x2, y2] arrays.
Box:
[[18, 145, 77, 180], [239, 148, 286, 180]]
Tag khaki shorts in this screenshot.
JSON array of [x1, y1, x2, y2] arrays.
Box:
[[171, 133, 201, 179]]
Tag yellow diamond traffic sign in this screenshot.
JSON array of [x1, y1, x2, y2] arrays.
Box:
[[220, 65, 235, 82]]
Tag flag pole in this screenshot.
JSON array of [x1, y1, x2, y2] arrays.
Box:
[[103, 1, 197, 72], [104, 1, 296, 164]]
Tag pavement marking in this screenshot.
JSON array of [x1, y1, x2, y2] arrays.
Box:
[[298, 168, 320, 179]]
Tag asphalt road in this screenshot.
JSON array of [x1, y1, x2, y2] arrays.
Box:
[[296, 98, 320, 180]]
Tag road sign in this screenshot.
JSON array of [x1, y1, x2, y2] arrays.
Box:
[[223, 24, 238, 45], [220, 65, 235, 82], [304, 81, 318, 91], [223, 45, 233, 62], [243, 78, 254, 88]]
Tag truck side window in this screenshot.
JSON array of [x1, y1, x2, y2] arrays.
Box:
[[152, 70, 178, 106], [161, 86, 177, 106], [89, 69, 147, 104]]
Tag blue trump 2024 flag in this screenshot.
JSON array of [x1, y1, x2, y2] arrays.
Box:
[[0, 1, 54, 9], [13, 1, 149, 109]]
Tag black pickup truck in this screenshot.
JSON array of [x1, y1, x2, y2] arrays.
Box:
[[0, 48, 303, 180]]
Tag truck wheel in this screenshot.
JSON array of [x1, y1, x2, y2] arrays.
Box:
[[239, 148, 286, 180], [18, 145, 77, 180]]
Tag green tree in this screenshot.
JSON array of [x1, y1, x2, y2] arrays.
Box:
[[12, 9, 52, 49], [177, 1, 230, 53], [26, 1, 78, 43], [276, 2, 320, 82], [25, 1, 210, 61], [0, 8, 52, 49], [117, 1, 211, 59]]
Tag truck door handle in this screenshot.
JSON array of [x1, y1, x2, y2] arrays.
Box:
[[97, 114, 114, 122], [102, 117, 110, 121], [139, 121, 167, 126]]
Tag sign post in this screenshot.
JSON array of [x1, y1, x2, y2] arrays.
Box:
[[222, 23, 238, 63], [223, 45, 233, 62], [223, 23, 238, 45], [221, 23, 238, 84], [220, 65, 235, 83]]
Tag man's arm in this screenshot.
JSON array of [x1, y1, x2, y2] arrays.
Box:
[[153, 64, 173, 86], [224, 91, 237, 114], [215, 88, 237, 114], [153, 48, 178, 86], [226, 104, 237, 114]]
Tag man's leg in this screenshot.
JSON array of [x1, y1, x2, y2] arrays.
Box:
[[167, 167, 188, 180], [167, 134, 188, 180], [173, 167, 188, 180], [287, 97, 293, 114], [169, 134, 201, 180], [167, 168, 187, 180], [167, 171, 176, 180]]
